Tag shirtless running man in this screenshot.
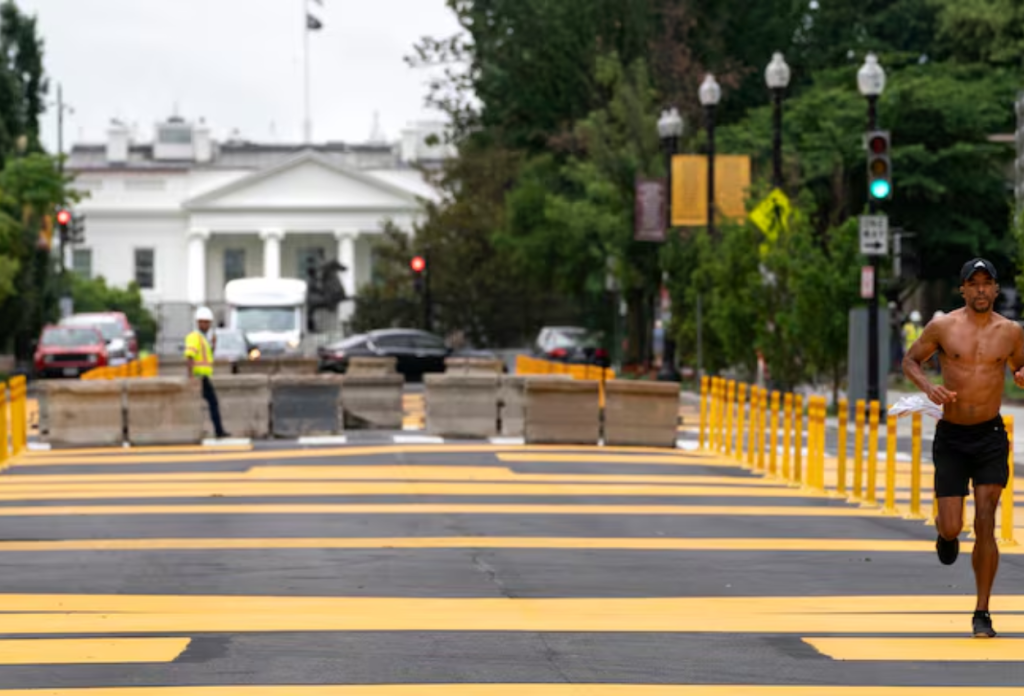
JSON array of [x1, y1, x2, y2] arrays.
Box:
[[903, 258, 1024, 638]]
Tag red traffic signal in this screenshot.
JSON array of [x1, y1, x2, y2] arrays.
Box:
[[56, 209, 71, 226], [410, 255, 426, 273]]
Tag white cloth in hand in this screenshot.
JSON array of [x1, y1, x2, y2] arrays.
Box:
[[888, 394, 943, 420]]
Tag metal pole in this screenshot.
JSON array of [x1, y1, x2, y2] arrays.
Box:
[[424, 247, 433, 333], [58, 83, 66, 276], [867, 95, 880, 404], [658, 134, 680, 382], [772, 88, 783, 189], [697, 104, 715, 381], [303, 1, 312, 144]]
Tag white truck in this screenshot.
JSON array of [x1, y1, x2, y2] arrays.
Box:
[[224, 277, 308, 357]]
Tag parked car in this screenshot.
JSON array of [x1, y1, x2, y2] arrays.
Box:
[[533, 326, 610, 367], [61, 312, 137, 359], [60, 314, 131, 364], [213, 328, 256, 363], [318, 328, 501, 380], [33, 325, 109, 379]]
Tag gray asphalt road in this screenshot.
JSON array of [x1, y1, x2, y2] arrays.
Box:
[[0, 442, 1020, 693]]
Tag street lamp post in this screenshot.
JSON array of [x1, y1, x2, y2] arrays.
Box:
[[696, 74, 722, 382], [657, 107, 683, 382], [857, 53, 886, 404], [765, 53, 791, 189]]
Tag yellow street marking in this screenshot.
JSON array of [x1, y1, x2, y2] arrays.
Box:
[[0, 688, 1020, 696], [805, 637, 1024, 661], [0, 467, 780, 487], [14, 444, 706, 467], [0, 503, 879, 517], [21, 444, 253, 457], [497, 453, 716, 465], [2, 688, 1023, 696], [0, 481, 815, 502], [0, 637, 190, 664], [4, 593, 1020, 616], [0, 537, 1013, 554]]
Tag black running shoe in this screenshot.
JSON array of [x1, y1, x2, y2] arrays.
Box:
[[936, 535, 959, 565], [973, 611, 996, 638]]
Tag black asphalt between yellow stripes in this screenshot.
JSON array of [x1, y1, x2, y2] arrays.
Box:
[[0, 443, 1021, 691]]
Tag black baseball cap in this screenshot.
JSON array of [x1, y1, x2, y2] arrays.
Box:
[[960, 258, 998, 284]]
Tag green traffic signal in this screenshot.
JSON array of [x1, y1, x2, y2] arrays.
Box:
[[870, 179, 891, 199]]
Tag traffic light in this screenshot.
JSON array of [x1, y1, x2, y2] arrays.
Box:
[[56, 208, 71, 239], [866, 130, 892, 201], [410, 255, 426, 293], [69, 213, 86, 244]]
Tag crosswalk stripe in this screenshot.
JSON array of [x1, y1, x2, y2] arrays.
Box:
[[0, 638, 190, 664], [805, 637, 1024, 661], [0, 537, 1014, 553]]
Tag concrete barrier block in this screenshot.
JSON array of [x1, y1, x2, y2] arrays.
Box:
[[203, 374, 271, 439], [126, 377, 203, 445], [499, 375, 528, 437], [45, 380, 124, 447], [275, 357, 319, 375], [341, 374, 404, 429], [425, 373, 499, 438], [524, 378, 600, 445], [157, 356, 189, 378], [603, 380, 680, 448], [271, 374, 344, 438], [236, 360, 278, 376], [444, 357, 505, 375], [347, 357, 397, 376]]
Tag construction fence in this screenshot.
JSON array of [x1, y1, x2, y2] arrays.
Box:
[[81, 356, 160, 381]]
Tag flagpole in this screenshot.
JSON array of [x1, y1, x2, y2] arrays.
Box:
[[303, 0, 312, 144]]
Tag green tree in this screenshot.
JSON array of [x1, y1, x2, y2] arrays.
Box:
[[0, 0, 47, 162], [931, 0, 1024, 67]]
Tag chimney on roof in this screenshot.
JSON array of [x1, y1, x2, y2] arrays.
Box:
[[194, 119, 213, 163], [106, 120, 130, 163]]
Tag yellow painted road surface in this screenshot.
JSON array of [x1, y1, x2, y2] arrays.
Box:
[[0, 441, 1022, 692]]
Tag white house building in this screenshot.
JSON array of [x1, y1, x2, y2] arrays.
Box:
[[65, 116, 451, 335]]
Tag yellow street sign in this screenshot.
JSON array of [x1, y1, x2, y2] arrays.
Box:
[[749, 189, 791, 257]]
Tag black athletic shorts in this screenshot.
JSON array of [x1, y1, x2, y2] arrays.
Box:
[[932, 415, 1009, 498]]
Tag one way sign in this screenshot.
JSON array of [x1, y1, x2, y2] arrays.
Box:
[[859, 215, 889, 256]]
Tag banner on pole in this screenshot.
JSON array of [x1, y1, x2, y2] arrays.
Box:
[[671, 155, 751, 227], [634, 178, 667, 242]]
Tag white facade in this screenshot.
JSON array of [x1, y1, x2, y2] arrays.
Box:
[[66, 117, 448, 325]]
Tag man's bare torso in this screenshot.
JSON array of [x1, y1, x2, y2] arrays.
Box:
[[933, 309, 1017, 425]]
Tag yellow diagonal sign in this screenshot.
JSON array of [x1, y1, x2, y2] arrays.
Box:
[[750, 188, 791, 256]]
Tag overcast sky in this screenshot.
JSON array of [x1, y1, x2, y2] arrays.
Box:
[[16, 0, 464, 151]]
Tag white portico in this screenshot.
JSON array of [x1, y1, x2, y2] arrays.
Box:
[[66, 116, 449, 331], [178, 150, 424, 307]]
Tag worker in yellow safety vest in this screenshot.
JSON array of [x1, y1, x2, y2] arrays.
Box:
[[184, 306, 228, 439], [903, 310, 925, 356]]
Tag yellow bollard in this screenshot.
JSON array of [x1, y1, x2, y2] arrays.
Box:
[[711, 378, 720, 452], [0, 382, 8, 466], [909, 412, 923, 519], [699, 376, 709, 450], [884, 414, 898, 515], [769, 391, 780, 476], [792, 394, 803, 484], [805, 397, 817, 488], [812, 397, 826, 491], [1000, 415, 1016, 545], [866, 401, 880, 505], [782, 393, 793, 480], [746, 386, 757, 468], [9, 376, 26, 456], [725, 380, 735, 457], [756, 388, 766, 471], [721, 380, 730, 454], [851, 400, 865, 501], [735, 383, 748, 462], [837, 398, 848, 496]]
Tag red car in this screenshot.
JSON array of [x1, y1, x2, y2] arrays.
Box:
[[34, 325, 108, 379], [63, 311, 137, 359]]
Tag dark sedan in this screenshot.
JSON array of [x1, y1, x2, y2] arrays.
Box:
[[318, 329, 495, 380]]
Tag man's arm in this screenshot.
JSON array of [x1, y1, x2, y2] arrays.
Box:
[[902, 321, 956, 405], [1009, 323, 1024, 388]]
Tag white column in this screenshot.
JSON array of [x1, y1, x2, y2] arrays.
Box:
[[334, 230, 357, 298], [186, 229, 209, 306], [260, 229, 284, 279], [334, 230, 357, 324]]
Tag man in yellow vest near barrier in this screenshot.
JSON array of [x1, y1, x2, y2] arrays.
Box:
[[903, 310, 924, 356], [184, 307, 228, 439]]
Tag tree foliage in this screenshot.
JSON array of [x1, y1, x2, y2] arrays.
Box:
[[0, 1, 47, 163]]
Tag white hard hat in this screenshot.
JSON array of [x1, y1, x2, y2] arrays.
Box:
[[195, 306, 214, 322], [909, 310, 922, 322]]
